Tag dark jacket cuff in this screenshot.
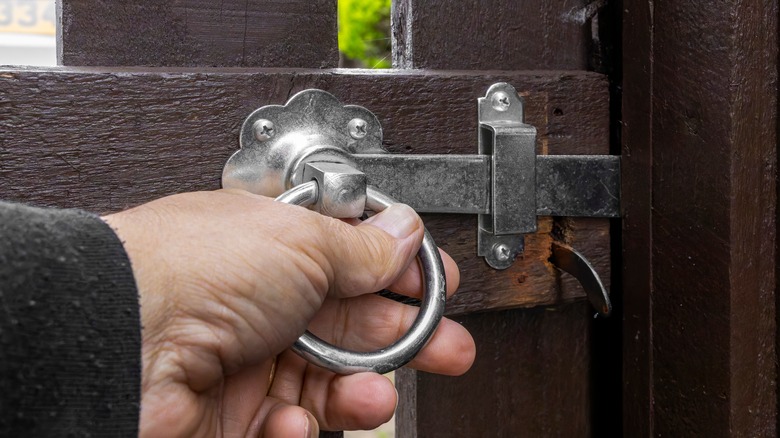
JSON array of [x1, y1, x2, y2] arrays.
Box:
[[0, 201, 141, 437]]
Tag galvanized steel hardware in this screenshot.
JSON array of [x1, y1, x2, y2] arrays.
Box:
[[550, 241, 612, 316], [222, 83, 620, 316], [276, 180, 447, 375]]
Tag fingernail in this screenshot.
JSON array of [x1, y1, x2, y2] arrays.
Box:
[[305, 411, 319, 438], [364, 204, 420, 239]]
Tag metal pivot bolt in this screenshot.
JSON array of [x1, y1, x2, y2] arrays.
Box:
[[303, 162, 367, 218]]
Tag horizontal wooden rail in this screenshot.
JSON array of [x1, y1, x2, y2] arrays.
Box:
[[0, 67, 609, 316]]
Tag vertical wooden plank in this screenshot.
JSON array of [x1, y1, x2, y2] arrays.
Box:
[[392, 1, 613, 436], [654, 0, 777, 434], [58, 0, 338, 67], [590, 3, 624, 435], [621, 0, 653, 435], [398, 304, 592, 437], [623, 0, 778, 435], [392, 0, 593, 70]]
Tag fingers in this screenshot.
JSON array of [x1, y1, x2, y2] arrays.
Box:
[[221, 359, 319, 437], [310, 203, 460, 300], [266, 358, 395, 432], [220, 361, 274, 436], [221, 358, 321, 437], [301, 204, 426, 299], [267, 354, 397, 431], [308, 295, 476, 376], [302, 370, 397, 431], [256, 398, 319, 438], [267, 350, 308, 406], [228, 189, 455, 301]]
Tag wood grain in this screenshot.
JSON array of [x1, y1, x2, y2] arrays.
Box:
[[398, 302, 592, 437], [392, 0, 598, 70], [58, 0, 338, 68], [623, 0, 778, 435], [621, 0, 653, 434], [0, 67, 609, 317]]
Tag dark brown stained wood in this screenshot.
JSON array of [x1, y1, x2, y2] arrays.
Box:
[[621, 0, 653, 435], [622, 0, 778, 435], [392, 0, 597, 70], [58, 0, 338, 68], [0, 67, 609, 317], [397, 302, 592, 437]]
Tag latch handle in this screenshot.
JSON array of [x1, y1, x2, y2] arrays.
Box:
[[276, 174, 447, 375]]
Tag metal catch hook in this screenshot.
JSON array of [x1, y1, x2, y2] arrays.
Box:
[[549, 241, 612, 317]]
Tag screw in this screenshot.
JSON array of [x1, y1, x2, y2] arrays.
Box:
[[491, 92, 511, 112], [253, 119, 275, 141], [492, 243, 513, 262], [348, 118, 368, 139]]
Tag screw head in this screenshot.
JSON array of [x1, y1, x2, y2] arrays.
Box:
[[348, 118, 368, 139], [253, 119, 275, 141], [492, 243, 513, 262], [491, 92, 511, 112]]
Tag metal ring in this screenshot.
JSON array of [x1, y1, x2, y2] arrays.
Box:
[[276, 181, 447, 375]]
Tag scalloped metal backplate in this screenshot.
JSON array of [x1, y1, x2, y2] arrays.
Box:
[[222, 89, 387, 197]]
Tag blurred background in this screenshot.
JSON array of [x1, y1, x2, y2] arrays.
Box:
[[0, 0, 57, 66], [338, 0, 391, 68]]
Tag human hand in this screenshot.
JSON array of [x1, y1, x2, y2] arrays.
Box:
[[103, 189, 475, 437]]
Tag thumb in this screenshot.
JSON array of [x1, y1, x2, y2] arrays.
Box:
[[314, 203, 424, 298]]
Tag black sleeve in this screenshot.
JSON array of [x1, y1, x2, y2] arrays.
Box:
[[0, 201, 141, 437]]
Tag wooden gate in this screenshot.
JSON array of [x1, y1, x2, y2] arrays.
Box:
[[0, 0, 776, 436]]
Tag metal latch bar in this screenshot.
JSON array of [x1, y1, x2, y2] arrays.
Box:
[[536, 155, 621, 217], [353, 154, 491, 214], [352, 154, 621, 218]]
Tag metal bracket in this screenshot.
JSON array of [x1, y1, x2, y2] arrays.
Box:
[[222, 83, 621, 271], [476, 83, 537, 269]]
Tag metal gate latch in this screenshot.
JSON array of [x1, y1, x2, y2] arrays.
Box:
[[222, 83, 620, 314]]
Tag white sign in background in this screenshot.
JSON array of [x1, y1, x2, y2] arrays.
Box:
[[0, 0, 56, 66]]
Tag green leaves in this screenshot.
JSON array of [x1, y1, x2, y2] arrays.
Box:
[[338, 0, 392, 69]]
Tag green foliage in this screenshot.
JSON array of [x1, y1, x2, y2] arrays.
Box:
[[338, 0, 392, 69]]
